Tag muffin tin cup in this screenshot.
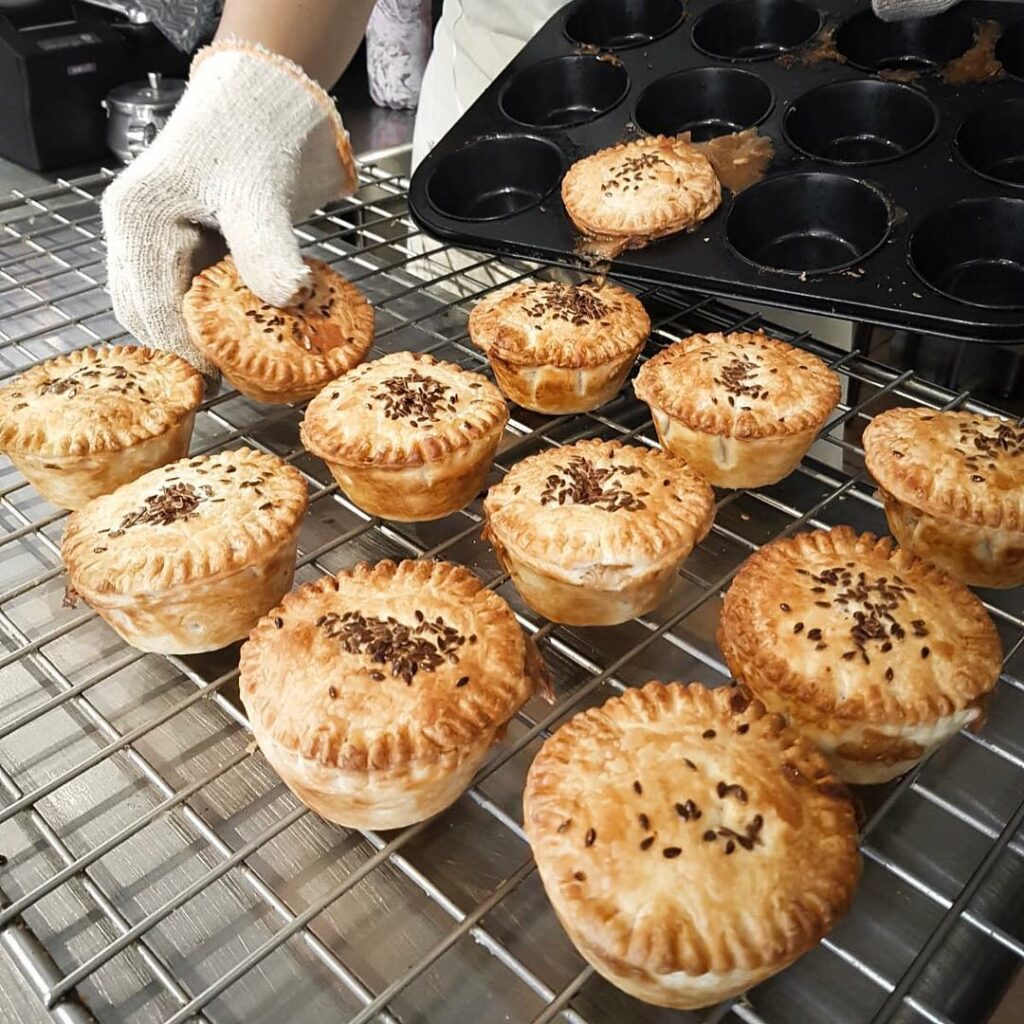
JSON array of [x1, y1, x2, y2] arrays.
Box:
[[954, 100, 1024, 189], [500, 55, 629, 129], [634, 67, 774, 139], [564, 0, 684, 49], [691, 0, 822, 61], [783, 80, 938, 165], [726, 172, 891, 275], [996, 20, 1024, 80], [908, 198, 1024, 311], [833, 9, 975, 72]]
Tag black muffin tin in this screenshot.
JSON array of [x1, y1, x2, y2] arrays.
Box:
[[408, 0, 1024, 343]]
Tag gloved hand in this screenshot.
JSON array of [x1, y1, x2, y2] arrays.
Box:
[[101, 41, 357, 378], [871, 0, 961, 20]]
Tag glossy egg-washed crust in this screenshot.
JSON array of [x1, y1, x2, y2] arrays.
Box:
[[300, 350, 508, 468], [468, 280, 650, 369], [483, 438, 715, 576], [635, 331, 840, 440], [0, 345, 203, 456], [718, 528, 1002, 729], [182, 256, 374, 402], [240, 559, 547, 772], [863, 407, 1024, 531], [562, 135, 722, 240], [62, 447, 309, 595], [524, 682, 860, 996]]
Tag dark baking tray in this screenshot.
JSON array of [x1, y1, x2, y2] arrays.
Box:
[[408, 0, 1024, 343]]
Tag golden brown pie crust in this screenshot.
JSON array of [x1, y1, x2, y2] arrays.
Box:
[[718, 527, 1002, 784], [240, 559, 549, 829], [524, 681, 860, 1009], [483, 438, 715, 625], [0, 345, 203, 509], [183, 256, 374, 404], [62, 447, 308, 653], [300, 350, 508, 521], [467, 279, 650, 414], [863, 406, 1024, 589], [634, 330, 840, 488]]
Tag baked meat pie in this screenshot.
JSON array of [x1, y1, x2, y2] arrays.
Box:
[[240, 559, 550, 829], [561, 135, 721, 256], [0, 345, 203, 510], [61, 447, 308, 653], [718, 527, 1002, 784], [634, 330, 840, 488], [483, 439, 715, 625], [183, 255, 373, 404], [863, 406, 1024, 589], [300, 351, 507, 521], [524, 681, 860, 1009], [468, 279, 649, 414]]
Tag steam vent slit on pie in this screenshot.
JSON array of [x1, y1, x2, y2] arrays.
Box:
[[240, 559, 550, 829], [524, 681, 860, 1009]]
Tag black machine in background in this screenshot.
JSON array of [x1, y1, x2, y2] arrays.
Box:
[[0, 0, 187, 170]]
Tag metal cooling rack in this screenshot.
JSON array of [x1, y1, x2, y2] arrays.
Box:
[[0, 148, 1023, 1024]]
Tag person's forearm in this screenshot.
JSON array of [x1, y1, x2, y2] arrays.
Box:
[[216, 0, 378, 87]]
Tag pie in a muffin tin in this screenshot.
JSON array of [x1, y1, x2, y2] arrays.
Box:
[[0, 345, 203, 509], [483, 438, 715, 625], [561, 135, 721, 256], [468, 279, 650, 414], [300, 350, 508, 521], [863, 406, 1024, 589], [634, 329, 841, 488], [183, 255, 374, 404], [718, 527, 1002, 784], [61, 447, 308, 653], [240, 559, 550, 829], [524, 681, 860, 1009]]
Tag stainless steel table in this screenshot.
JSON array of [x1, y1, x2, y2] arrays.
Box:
[[0, 147, 1023, 1024]]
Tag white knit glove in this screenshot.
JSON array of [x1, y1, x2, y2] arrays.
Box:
[[871, 0, 961, 20], [101, 41, 357, 378]]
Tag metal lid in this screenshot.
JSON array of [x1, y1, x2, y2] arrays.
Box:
[[106, 72, 186, 116]]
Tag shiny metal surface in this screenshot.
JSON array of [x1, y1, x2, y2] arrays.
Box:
[[0, 150, 1022, 1024]]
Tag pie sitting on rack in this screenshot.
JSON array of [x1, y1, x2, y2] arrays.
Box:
[[61, 447, 308, 653], [182, 256, 374, 404], [561, 136, 721, 257], [524, 681, 860, 1009], [300, 350, 508, 521], [240, 559, 550, 829], [863, 406, 1024, 589], [634, 329, 841, 488], [483, 438, 715, 625], [718, 527, 1002, 784], [467, 279, 650, 414], [0, 345, 204, 510]]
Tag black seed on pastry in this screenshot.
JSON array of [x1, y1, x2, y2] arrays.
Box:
[[737, 723, 749, 734], [725, 840, 736, 855], [585, 828, 596, 847], [662, 847, 682, 859], [921, 647, 930, 659], [640, 836, 655, 850], [702, 729, 716, 739], [633, 780, 643, 795], [885, 667, 894, 682], [684, 758, 697, 770], [806, 628, 822, 641], [793, 622, 804, 634], [574, 871, 586, 881], [779, 602, 790, 612], [274, 617, 283, 629], [638, 812, 650, 830], [702, 830, 717, 842], [328, 686, 337, 699]]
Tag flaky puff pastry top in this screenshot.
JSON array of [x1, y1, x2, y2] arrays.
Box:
[[468, 280, 650, 368], [562, 135, 722, 239], [863, 407, 1024, 532], [635, 331, 841, 439], [61, 447, 308, 595], [524, 682, 860, 978], [718, 528, 1002, 727], [300, 351, 508, 467], [484, 439, 715, 578], [0, 346, 203, 456], [240, 560, 547, 772], [182, 256, 374, 392]]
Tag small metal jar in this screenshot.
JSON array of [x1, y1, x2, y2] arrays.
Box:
[[103, 72, 186, 163]]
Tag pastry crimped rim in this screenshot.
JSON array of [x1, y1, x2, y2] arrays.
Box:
[[863, 406, 1024, 532], [483, 438, 715, 575], [467, 280, 651, 369], [718, 527, 1002, 728], [561, 135, 722, 240], [239, 559, 539, 772], [0, 345, 203, 457], [634, 331, 841, 440], [299, 350, 508, 468], [524, 681, 860, 980], [61, 447, 308, 596], [182, 256, 374, 394]]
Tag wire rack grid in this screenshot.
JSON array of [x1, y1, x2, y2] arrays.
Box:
[[0, 149, 1022, 1024]]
